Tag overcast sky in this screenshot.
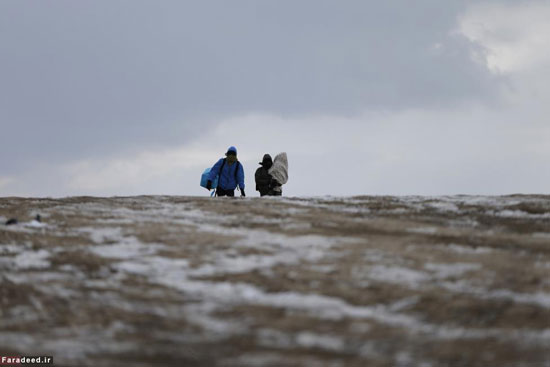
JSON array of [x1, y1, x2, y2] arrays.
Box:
[[1, 0, 549, 197]]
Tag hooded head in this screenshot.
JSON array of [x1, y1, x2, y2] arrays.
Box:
[[259, 154, 273, 169], [225, 146, 238, 163]]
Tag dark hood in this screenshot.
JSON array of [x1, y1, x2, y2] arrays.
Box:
[[259, 154, 273, 169]]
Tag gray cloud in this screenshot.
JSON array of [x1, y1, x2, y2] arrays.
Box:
[[3, 0, 546, 197], [1, 1, 500, 172]]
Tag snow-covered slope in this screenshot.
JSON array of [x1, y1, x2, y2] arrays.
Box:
[[1, 195, 549, 366]]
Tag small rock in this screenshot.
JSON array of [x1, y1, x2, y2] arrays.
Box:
[[5, 218, 18, 225]]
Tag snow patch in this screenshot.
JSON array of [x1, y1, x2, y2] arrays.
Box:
[[441, 281, 550, 308], [13, 249, 51, 269], [407, 227, 438, 235], [424, 262, 481, 279], [90, 240, 164, 260], [25, 220, 47, 228], [389, 296, 420, 312], [491, 210, 550, 219], [80, 227, 125, 244], [426, 201, 459, 212], [446, 244, 492, 254], [0, 244, 25, 255], [295, 332, 345, 351], [368, 265, 430, 287]]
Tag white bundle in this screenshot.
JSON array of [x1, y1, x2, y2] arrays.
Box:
[[268, 152, 288, 187]]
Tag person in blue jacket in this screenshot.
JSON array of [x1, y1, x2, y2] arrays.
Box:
[[206, 146, 245, 197]]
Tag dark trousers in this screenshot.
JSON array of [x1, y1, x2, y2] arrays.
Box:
[[258, 185, 282, 197], [216, 187, 235, 197], [260, 189, 282, 197]]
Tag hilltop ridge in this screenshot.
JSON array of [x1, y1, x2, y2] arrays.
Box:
[[1, 195, 549, 366]]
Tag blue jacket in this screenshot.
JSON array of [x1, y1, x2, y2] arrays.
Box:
[[208, 158, 245, 190]]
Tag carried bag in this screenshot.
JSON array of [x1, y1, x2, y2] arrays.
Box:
[[200, 168, 218, 189], [268, 152, 288, 186]]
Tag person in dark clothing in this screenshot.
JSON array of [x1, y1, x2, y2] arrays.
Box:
[[206, 146, 245, 197], [255, 154, 273, 197]]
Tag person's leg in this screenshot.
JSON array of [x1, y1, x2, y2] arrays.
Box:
[[216, 187, 227, 197], [267, 188, 282, 196], [227, 189, 235, 197]]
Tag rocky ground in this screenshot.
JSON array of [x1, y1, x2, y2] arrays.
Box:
[[0, 195, 549, 367]]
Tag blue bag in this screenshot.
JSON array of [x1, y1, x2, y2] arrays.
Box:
[[200, 168, 218, 189]]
